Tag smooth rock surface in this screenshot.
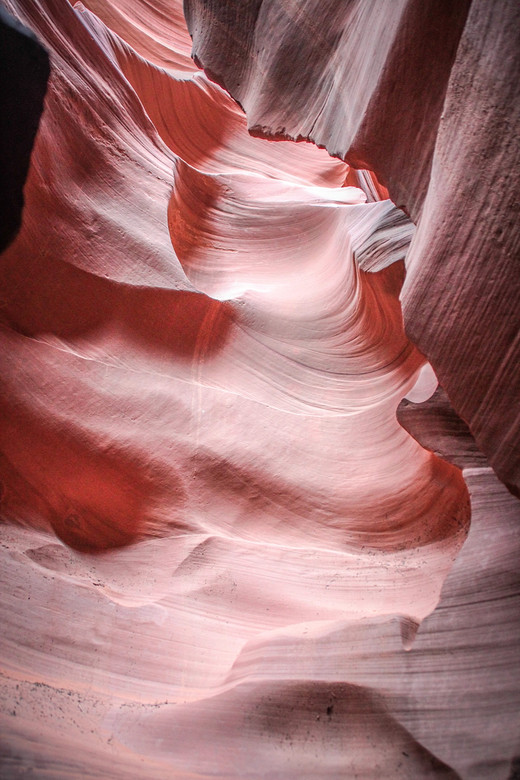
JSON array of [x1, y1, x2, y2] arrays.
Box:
[[185, 0, 520, 496], [0, 1, 518, 778]]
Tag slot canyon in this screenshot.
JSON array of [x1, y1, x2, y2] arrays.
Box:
[[0, 0, 519, 777]]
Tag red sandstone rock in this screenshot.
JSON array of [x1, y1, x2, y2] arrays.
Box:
[[0, 1, 518, 778], [185, 0, 520, 496]]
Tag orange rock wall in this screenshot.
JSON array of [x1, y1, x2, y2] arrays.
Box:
[[0, 1, 518, 777]]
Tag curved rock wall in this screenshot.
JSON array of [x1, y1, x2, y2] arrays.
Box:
[[0, 0, 518, 777], [185, 0, 520, 495]]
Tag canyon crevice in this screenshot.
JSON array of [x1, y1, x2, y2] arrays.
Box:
[[0, 1, 519, 778]]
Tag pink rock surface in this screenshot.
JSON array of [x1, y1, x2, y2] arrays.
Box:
[[185, 0, 520, 496], [0, 1, 518, 778]]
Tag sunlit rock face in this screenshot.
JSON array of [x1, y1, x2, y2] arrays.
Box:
[[185, 0, 520, 496], [0, 1, 518, 778]]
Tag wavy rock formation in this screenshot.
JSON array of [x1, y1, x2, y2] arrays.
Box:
[[0, 1, 518, 778], [185, 0, 520, 495]]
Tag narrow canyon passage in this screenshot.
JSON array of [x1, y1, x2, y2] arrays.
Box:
[[0, 1, 519, 778]]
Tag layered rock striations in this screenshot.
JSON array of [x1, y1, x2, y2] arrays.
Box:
[[0, 0, 518, 778], [185, 0, 520, 495]]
